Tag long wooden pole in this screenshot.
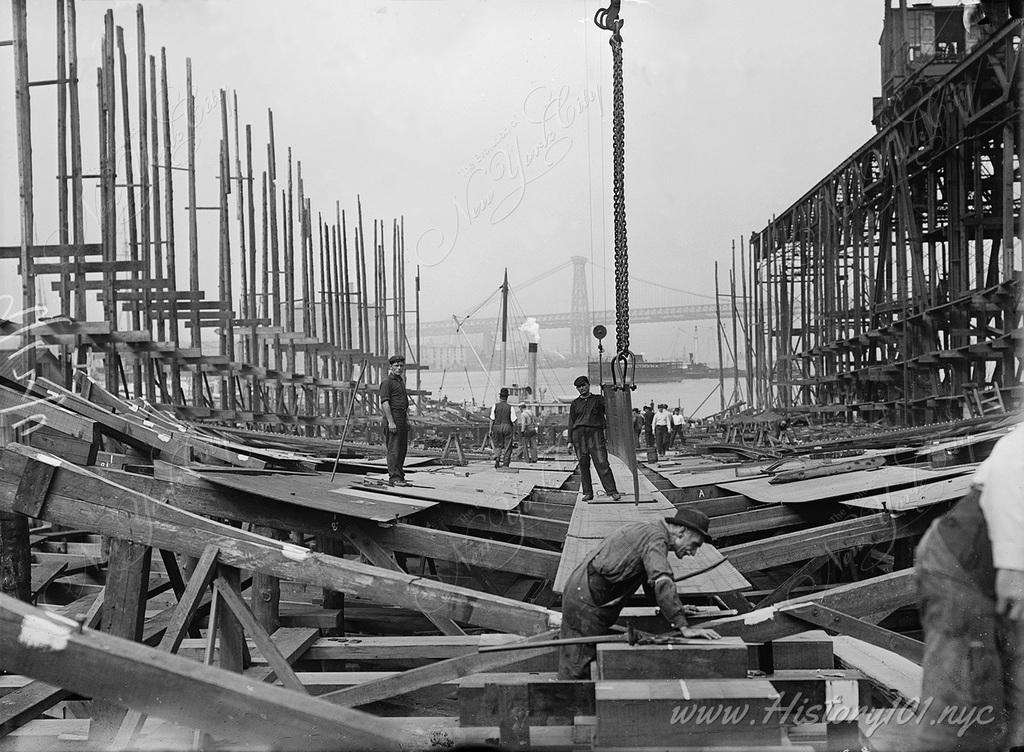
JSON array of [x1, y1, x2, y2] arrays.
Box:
[[160, 48, 182, 403], [116, 25, 142, 396], [714, 261, 725, 413], [67, 0, 86, 321], [56, 0, 70, 317], [730, 243, 740, 404]]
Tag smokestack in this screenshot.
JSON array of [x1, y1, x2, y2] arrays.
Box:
[[527, 342, 538, 402]]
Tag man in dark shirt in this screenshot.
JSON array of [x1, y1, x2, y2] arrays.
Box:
[[488, 387, 518, 468], [558, 507, 722, 679], [568, 375, 620, 501], [379, 355, 411, 486]]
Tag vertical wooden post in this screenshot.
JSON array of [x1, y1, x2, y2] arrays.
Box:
[[11, 0, 36, 378], [185, 58, 202, 404], [357, 196, 368, 359], [250, 527, 280, 634], [116, 25, 142, 396], [92, 538, 152, 740], [216, 564, 249, 673], [0, 415, 31, 603], [267, 110, 282, 377], [56, 0, 70, 317], [136, 6, 155, 403], [67, 0, 87, 322], [148, 55, 163, 342], [340, 208, 352, 355], [160, 48, 182, 403], [285, 150, 296, 380], [246, 124, 259, 373], [730, 246, 740, 404], [318, 535, 345, 635]]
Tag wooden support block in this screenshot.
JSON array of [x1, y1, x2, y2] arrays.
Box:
[[12, 458, 58, 518], [459, 672, 593, 732], [771, 630, 834, 670], [596, 638, 749, 680], [766, 669, 869, 726], [595, 679, 782, 748]]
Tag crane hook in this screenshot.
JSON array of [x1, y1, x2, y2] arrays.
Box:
[[594, 0, 624, 37]]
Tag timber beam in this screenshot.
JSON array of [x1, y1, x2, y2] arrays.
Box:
[[0, 445, 558, 635], [0, 593, 404, 750], [701, 568, 918, 643], [720, 510, 935, 573]]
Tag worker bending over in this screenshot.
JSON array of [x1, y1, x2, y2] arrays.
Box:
[[558, 508, 722, 679], [916, 426, 1024, 751]]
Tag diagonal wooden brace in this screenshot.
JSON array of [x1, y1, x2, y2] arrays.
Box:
[[778, 601, 924, 664]]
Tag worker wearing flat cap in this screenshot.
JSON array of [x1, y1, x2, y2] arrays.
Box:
[[567, 375, 620, 501], [488, 387, 518, 469], [379, 355, 411, 486], [558, 507, 722, 679]]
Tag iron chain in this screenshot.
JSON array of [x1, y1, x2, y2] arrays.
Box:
[[609, 28, 630, 358]]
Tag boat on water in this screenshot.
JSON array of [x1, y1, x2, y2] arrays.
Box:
[[587, 353, 739, 384]]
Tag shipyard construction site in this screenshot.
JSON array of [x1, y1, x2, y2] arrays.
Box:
[[0, 1, 1022, 751]]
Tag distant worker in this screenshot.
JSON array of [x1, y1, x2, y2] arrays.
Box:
[[517, 402, 538, 463], [558, 507, 722, 679], [379, 355, 411, 487], [489, 387, 518, 469], [568, 375, 621, 502], [670, 407, 686, 448], [653, 403, 671, 456], [916, 426, 1024, 751], [632, 408, 644, 447], [642, 404, 655, 449]]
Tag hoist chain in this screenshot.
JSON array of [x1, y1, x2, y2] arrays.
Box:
[[609, 30, 629, 358], [595, 1, 630, 362]]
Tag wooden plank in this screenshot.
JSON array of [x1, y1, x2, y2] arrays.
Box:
[[0, 445, 558, 635], [780, 602, 924, 664], [720, 512, 933, 574], [832, 635, 921, 707], [554, 482, 749, 595], [596, 638, 749, 680], [840, 472, 974, 511], [194, 469, 436, 523], [701, 569, 918, 644], [0, 593, 405, 750], [717, 465, 973, 504], [12, 458, 57, 518], [321, 631, 559, 708]]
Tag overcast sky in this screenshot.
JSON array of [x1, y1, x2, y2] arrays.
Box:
[[1, 0, 885, 334]]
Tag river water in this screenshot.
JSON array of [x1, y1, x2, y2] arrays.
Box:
[[415, 365, 740, 419]]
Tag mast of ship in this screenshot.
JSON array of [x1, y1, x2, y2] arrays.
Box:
[[500, 267, 509, 389]]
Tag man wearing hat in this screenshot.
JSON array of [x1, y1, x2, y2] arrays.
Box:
[[379, 355, 411, 486], [568, 375, 620, 501], [653, 403, 671, 456], [557, 507, 722, 679], [489, 387, 518, 468]]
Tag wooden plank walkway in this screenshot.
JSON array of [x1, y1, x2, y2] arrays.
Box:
[[553, 458, 750, 595]]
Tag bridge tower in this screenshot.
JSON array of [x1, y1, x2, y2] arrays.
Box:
[[569, 256, 590, 362]]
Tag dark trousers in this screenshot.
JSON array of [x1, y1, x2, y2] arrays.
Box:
[[916, 522, 1024, 751], [655, 425, 669, 454], [491, 424, 513, 467], [671, 425, 684, 447], [383, 421, 408, 482], [558, 562, 621, 679], [572, 426, 618, 497]]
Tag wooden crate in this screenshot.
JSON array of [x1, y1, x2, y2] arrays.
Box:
[[596, 638, 749, 680], [595, 679, 782, 748]]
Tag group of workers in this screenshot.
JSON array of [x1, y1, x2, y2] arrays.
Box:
[[380, 353, 1021, 749]]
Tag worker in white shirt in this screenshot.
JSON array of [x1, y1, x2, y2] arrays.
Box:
[[652, 404, 671, 456], [670, 407, 686, 449], [915, 426, 1024, 751]]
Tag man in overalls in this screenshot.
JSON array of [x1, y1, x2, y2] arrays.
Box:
[[557, 508, 722, 679]]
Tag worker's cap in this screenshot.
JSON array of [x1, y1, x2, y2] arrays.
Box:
[[673, 407, 680, 411], [664, 508, 713, 544], [519, 402, 527, 408], [499, 387, 510, 398], [388, 355, 405, 364], [573, 375, 589, 387], [658, 403, 668, 409]]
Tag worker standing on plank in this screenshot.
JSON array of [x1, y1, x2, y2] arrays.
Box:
[[915, 426, 1024, 751], [567, 375, 620, 501], [488, 387, 518, 469], [379, 355, 411, 487], [558, 508, 722, 679]]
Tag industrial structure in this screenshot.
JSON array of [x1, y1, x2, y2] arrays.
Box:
[[745, 1, 1022, 424]]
